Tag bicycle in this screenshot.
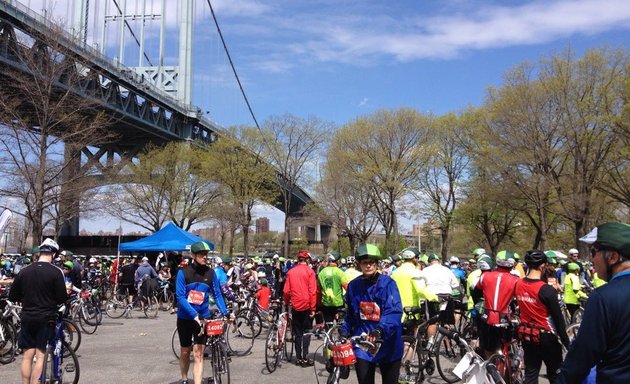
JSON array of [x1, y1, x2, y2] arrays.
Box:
[[485, 323, 524, 384], [157, 281, 175, 311], [437, 326, 506, 384], [201, 316, 231, 384], [39, 306, 80, 384], [65, 290, 101, 335], [306, 329, 380, 384], [399, 306, 440, 384], [0, 299, 17, 364], [171, 314, 255, 359], [264, 300, 293, 373], [104, 289, 159, 319]]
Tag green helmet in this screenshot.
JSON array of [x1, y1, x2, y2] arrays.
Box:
[[63, 261, 74, 269], [419, 254, 429, 265], [496, 250, 517, 268], [472, 248, 486, 257], [23, 257, 31, 265], [477, 254, 494, 271], [567, 262, 580, 272], [355, 243, 381, 260]]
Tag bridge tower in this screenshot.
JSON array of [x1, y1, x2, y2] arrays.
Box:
[[61, 0, 195, 236]]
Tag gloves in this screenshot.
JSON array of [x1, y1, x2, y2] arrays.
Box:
[[368, 328, 382, 340]]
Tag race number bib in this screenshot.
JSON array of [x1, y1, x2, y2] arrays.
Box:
[[187, 290, 205, 305], [359, 301, 381, 321]]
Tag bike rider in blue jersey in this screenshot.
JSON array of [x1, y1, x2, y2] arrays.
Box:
[[176, 241, 228, 384]]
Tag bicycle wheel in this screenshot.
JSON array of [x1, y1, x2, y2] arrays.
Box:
[[265, 324, 280, 373], [225, 317, 255, 356], [143, 296, 159, 318], [0, 319, 16, 364], [60, 341, 80, 384], [159, 290, 174, 311], [85, 299, 103, 325], [210, 341, 231, 384], [62, 319, 81, 358], [488, 353, 509, 384], [326, 367, 341, 384], [79, 307, 98, 335], [237, 309, 263, 338], [571, 308, 584, 324], [282, 320, 293, 362], [435, 331, 465, 383], [39, 347, 52, 383], [566, 322, 580, 344], [400, 335, 426, 384], [105, 295, 127, 319]]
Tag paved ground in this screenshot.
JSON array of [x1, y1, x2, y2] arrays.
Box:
[[0, 310, 551, 383]]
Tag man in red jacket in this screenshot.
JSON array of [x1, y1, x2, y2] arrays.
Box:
[[283, 249, 317, 367]]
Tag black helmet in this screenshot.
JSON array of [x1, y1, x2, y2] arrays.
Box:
[[524, 249, 546, 267]]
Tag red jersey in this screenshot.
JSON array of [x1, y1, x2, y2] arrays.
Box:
[[256, 285, 271, 311], [515, 278, 554, 332], [476, 269, 518, 326], [283, 262, 316, 312]]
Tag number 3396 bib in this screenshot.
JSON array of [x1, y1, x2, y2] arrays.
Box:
[[359, 301, 381, 321]]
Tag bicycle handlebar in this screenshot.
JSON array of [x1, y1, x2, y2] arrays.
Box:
[[438, 326, 461, 343]]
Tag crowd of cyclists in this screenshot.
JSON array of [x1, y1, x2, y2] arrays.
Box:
[[2, 220, 630, 384]]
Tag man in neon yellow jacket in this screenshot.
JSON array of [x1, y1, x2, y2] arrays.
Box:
[[391, 249, 438, 314], [564, 262, 588, 321]]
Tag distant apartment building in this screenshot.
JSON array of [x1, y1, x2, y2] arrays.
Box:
[[255, 217, 270, 234]]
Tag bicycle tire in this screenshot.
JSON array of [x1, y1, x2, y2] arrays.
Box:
[[265, 324, 280, 373], [571, 308, 584, 324], [401, 335, 425, 384], [282, 319, 293, 362], [105, 296, 127, 319], [488, 353, 510, 384], [435, 331, 464, 383], [60, 341, 80, 384], [159, 290, 174, 311], [210, 340, 230, 384], [143, 296, 159, 318], [40, 346, 52, 384], [0, 319, 16, 364], [78, 309, 98, 335], [326, 367, 341, 384], [225, 316, 255, 356], [236, 309, 263, 338], [62, 319, 81, 358]]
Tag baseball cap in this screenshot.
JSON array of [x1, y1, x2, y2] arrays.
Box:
[[191, 241, 212, 253], [141, 256, 149, 262], [580, 222, 630, 256]]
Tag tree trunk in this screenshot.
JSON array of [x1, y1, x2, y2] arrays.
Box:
[[283, 214, 291, 258]]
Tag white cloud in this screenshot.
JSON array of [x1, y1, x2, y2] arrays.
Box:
[[358, 97, 368, 107]]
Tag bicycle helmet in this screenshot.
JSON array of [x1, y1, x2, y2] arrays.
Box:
[[89, 257, 97, 264], [257, 271, 266, 278], [524, 250, 546, 267], [346, 256, 355, 265], [401, 250, 416, 260], [355, 243, 381, 260], [63, 261, 74, 269], [259, 278, 268, 285], [449, 256, 460, 264], [477, 254, 494, 271], [567, 262, 580, 272], [495, 250, 516, 268], [39, 238, 59, 254], [296, 250, 311, 260], [472, 248, 486, 257]]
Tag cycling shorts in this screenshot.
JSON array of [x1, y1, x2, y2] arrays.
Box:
[[19, 318, 55, 350], [177, 318, 206, 348]]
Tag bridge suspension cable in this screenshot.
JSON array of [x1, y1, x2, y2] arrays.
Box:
[[204, 0, 261, 131]]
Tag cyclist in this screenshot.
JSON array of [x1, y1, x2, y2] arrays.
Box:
[[255, 277, 271, 310], [563, 262, 588, 321], [473, 250, 519, 358], [8, 238, 67, 384], [176, 241, 228, 384], [340, 243, 403, 384], [283, 249, 317, 367], [515, 250, 570, 384], [559, 222, 630, 383], [317, 252, 348, 323], [213, 256, 237, 303], [344, 256, 362, 283], [136, 256, 158, 308]]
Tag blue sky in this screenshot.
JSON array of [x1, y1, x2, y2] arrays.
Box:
[[23, 0, 630, 233]]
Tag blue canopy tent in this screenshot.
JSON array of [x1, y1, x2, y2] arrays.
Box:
[[119, 222, 213, 252]]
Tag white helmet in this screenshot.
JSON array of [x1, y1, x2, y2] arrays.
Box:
[[257, 271, 266, 278], [89, 257, 97, 263], [568, 248, 579, 255], [449, 256, 460, 264], [401, 250, 416, 260], [39, 238, 59, 254]]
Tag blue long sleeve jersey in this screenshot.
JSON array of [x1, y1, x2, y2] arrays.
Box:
[[176, 263, 228, 320], [341, 272, 403, 363], [558, 273, 630, 384]]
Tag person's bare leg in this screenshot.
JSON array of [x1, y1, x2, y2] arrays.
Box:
[[192, 343, 205, 384], [180, 346, 191, 381], [20, 348, 35, 384]]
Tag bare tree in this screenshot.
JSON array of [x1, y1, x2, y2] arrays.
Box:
[[0, 23, 118, 245], [261, 114, 331, 258]]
